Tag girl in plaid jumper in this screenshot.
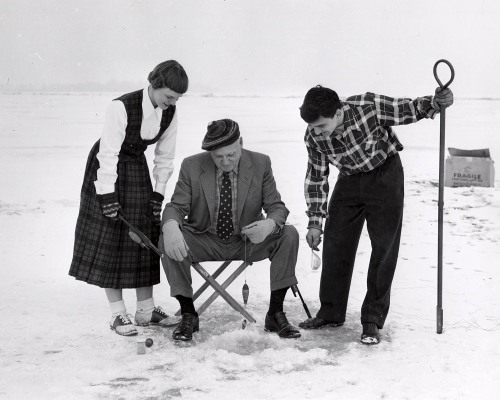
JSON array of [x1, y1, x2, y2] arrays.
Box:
[[69, 60, 188, 336]]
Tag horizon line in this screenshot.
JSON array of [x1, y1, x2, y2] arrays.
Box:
[[0, 90, 498, 101]]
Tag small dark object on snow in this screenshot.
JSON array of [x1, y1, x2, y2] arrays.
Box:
[[145, 338, 153, 347]]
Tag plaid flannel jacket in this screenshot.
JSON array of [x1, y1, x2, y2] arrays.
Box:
[[304, 92, 437, 229]]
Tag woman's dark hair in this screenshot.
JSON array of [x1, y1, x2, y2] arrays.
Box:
[[300, 85, 341, 123], [148, 60, 189, 93]]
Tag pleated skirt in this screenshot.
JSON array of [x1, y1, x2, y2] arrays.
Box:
[[69, 140, 161, 288]]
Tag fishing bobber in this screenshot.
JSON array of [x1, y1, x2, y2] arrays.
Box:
[[242, 283, 249, 305]]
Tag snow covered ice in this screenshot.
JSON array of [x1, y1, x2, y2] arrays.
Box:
[[0, 93, 499, 399]]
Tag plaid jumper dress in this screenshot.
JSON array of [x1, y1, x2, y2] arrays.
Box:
[[69, 90, 176, 288]]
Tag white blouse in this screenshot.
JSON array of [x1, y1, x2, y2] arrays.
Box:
[[94, 88, 177, 196]]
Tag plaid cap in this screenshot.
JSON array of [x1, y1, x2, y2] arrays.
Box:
[[201, 119, 240, 151]]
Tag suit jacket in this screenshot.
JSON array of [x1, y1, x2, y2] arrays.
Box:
[[162, 149, 289, 233]]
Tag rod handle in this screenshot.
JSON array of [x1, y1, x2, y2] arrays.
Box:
[[433, 59, 455, 89]]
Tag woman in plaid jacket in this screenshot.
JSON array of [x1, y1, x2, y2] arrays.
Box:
[[69, 60, 188, 336]]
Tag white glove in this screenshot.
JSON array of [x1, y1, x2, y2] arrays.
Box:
[[162, 220, 189, 261], [241, 219, 276, 244]]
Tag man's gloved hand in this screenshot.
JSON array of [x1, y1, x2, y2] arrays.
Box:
[[148, 192, 164, 225], [100, 192, 121, 220], [306, 227, 322, 251], [241, 219, 276, 244], [433, 87, 454, 111], [162, 220, 189, 261]]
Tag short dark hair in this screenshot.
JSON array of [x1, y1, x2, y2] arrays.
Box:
[[148, 60, 189, 93], [300, 85, 341, 123]]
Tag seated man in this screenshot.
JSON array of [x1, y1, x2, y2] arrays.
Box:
[[160, 119, 301, 341]]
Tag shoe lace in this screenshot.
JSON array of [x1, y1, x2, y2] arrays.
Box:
[[154, 306, 168, 317], [118, 314, 133, 325], [178, 314, 195, 334], [274, 312, 290, 329]]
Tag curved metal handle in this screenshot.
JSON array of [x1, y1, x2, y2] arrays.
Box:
[[433, 59, 455, 89]]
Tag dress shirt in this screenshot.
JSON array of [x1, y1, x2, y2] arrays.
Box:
[[94, 88, 177, 196]]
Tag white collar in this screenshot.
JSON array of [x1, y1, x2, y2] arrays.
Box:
[[142, 88, 163, 120]]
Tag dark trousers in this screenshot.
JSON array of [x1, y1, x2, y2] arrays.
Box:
[[317, 154, 404, 328], [160, 225, 299, 299]]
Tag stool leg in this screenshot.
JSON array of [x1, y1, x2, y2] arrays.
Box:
[[193, 262, 256, 323], [193, 261, 232, 302], [175, 261, 232, 316], [196, 261, 251, 316]]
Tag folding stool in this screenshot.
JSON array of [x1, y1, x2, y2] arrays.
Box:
[[175, 260, 256, 323]]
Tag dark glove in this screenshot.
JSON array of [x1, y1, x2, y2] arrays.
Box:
[[306, 227, 322, 251], [433, 87, 454, 111], [148, 192, 164, 224], [99, 192, 121, 220]]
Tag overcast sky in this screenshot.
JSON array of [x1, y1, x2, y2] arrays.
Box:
[[1, 0, 499, 97]]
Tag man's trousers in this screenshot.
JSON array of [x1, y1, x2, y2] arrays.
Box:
[[317, 154, 404, 328], [160, 225, 299, 299]]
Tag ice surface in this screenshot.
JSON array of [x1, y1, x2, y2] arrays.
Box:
[[0, 93, 499, 399]]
